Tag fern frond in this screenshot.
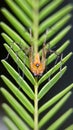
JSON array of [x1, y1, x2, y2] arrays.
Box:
[[0, 0, 73, 130]]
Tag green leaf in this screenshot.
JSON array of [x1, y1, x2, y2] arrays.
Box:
[[46, 40, 70, 65], [39, 83, 73, 114], [1, 8, 30, 43], [2, 104, 29, 130], [39, 92, 72, 128], [39, 4, 73, 34], [39, 14, 72, 46], [47, 109, 73, 130], [65, 125, 73, 130], [1, 88, 34, 128], [1, 33, 29, 67], [14, 0, 33, 20], [38, 66, 67, 100], [1, 60, 34, 100], [46, 25, 71, 49], [1, 75, 34, 114], [38, 52, 72, 85], [39, 0, 51, 8], [0, 22, 28, 48], [39, 25, 71, 53], [4, 43, 35, 85], [24, 0, 34, 8], [3, 116, 19, 130], [5, 0, 32, 27], [39, 0, 64, 21]]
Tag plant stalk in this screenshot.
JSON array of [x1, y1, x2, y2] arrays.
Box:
[[33, 0, 39, 55], [34, 83, 38, 130]]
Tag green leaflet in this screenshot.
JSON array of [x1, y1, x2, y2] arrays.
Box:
[[1, 88, 34, 128], [24, 0, 34, 8], [39, 4, 73, 34], [65, 125, 73, 130], [1, 75, 34, 114], [2, 104, 29, 130], [39, 83, 73, 114], [46, 40, 70, 65], [1, 8, 30, 43], [38, 52, 72, 85], [3, 117, 19, 130], [39, 14, 72, 46], [1, 60, 34, 100], [39, 92, 72, 128], [38, 66, 67, 100], [39, 0, 51, 8], [14, 0, 33, 20], [4, 43, 35, 85], [39, 0, 64, 21], [0, 22, 28, 48], [39, 26, 71, 54], [47, 109, 73, 130], [5, 0, 32, 27], [48, 25, 71, 49], [1, 33, 29, 67]]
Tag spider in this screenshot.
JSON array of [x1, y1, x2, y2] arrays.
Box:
[[4, 29, 62, 77], [29, 43, 46, 76], [29, 30, 62, 77]]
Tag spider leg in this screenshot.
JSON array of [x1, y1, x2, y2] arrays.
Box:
[[29, 28, 34, 63], [49, 49, 63, 68], [29, 45, 34, 64], [3, 41, 14, 61], [41, 29, 49, 72], [41, 42, 47, 72], [48, 48, 63, 81]]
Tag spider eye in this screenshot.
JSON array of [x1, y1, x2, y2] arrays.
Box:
[[36, 64, 39, 67]]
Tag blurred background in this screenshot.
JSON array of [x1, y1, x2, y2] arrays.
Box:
[[0, 0, 73, 130]]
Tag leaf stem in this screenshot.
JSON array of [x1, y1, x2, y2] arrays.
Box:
[[34, 82, 38, 130], [33, 0, 39, 55]]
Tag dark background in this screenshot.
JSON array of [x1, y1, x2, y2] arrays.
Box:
[[0, 0, 73, 130]]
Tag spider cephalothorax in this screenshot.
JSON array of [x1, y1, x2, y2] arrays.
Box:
[[29, 45, 46, 76]]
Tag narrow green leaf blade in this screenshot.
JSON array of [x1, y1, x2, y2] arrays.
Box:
[[65, 125, 73, 130], [25, 0, 34, 8], [1, 75, 34, 114], [3, 116, 19, 130], [39, 0, 64, 21], [1, 88, 34, 128], [1, 33, 29, 67], [38, 52, 72, 85], [47, 109, 73, 130], [2, 104, 29, 130], [39, 14, 72, 46], [4, 44, 35, 85], [39, 92, 72, 128], [38, 66, 67, 100], [1, 8, 30, 43], [39, 25, 71, 55], [39, 4, 72, 34], [1, 60, 34, 100], [39, 0, 51, 8], [0, 22, 28, 48], [5, 0, 32, 27], [46, 40, 70, 65], [46, 25, 71, 50], [39, 83, 73, 114], [14, 0, 33, 20]]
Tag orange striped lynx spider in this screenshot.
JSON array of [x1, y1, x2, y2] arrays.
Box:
[[4, 30, 62, 77], [29, 43, 46, 76], [29, 30, 62, 77]]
